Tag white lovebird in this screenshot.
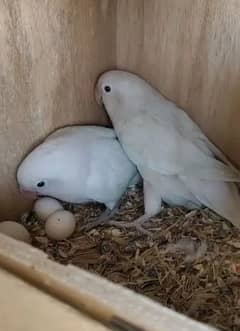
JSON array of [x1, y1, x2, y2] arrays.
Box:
[[17, 125, 140, 229], [95, 70, 240, 233]]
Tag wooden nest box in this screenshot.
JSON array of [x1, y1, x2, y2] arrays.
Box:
[[0, 1, 239, 330]]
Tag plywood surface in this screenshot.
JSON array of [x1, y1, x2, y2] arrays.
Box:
[[2, 0, 240, 218], [0, 266, 110, 331], [117, 0, 240, 166], [0, 0, 115, 218], [0, 233, 218, 331]]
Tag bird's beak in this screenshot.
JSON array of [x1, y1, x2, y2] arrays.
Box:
[[95, 87, 103, 106], [19, 187, 38, 200]]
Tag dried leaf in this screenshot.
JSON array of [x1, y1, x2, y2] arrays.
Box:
[[227, 240, 240, 249], [34, 236, 48, 245]]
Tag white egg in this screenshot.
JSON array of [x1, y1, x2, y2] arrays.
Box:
[[0, 221, 31, 243], [33, 197, 63, 221], [45, 210, 76, 240]]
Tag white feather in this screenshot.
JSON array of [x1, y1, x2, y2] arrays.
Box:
[[97, 70, 240, 227], [17, 125, 140, 210]]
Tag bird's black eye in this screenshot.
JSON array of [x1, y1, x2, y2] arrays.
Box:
[[37, 181, 45, 188], [104, 85, 111, 93]]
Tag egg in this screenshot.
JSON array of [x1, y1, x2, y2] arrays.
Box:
[[33, 197, 63, 221], [45, 210, 76, 240], [0, 221, 31, 243]]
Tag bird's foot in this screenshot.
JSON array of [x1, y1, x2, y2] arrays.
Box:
[[80, 207, 117, 232], [107, 215, 152, 236]]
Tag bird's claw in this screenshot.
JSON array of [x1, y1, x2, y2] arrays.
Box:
[[107, 217, 153, 236], [80, 211, 153, 236], [80, 220, 104, 232], [79, 207, 117, 232]]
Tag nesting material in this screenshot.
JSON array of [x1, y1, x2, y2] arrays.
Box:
[[0, 221, 31, 243], [22, 187, 240, 331]]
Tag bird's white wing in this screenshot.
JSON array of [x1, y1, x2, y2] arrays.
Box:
[[177, 110, 239, 172], [121, 111, 240, 182]]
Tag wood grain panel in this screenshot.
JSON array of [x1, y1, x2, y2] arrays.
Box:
[[0, 0, 116, 218], [0, 267, 110, 331], [117, 0, 240, 166], [0, 233, 217, 331], [2, 0, 240, 218]]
